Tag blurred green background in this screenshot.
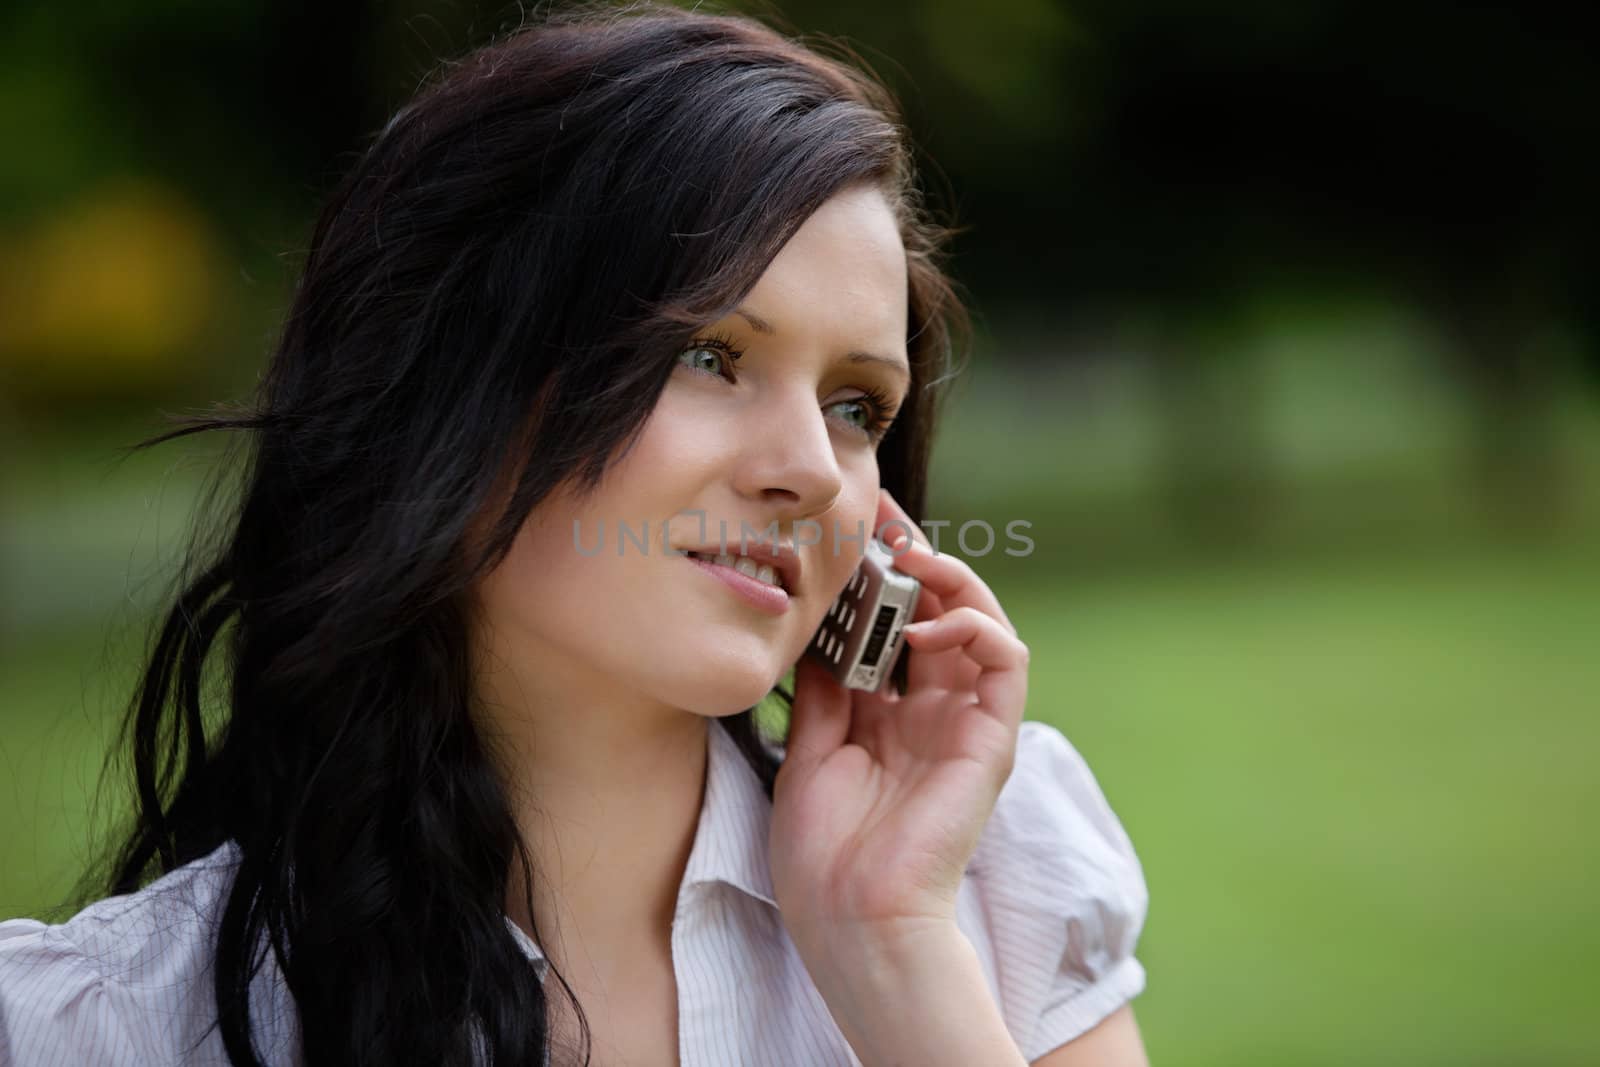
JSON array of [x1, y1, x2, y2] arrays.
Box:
[[2, 2, 1596, 1064]]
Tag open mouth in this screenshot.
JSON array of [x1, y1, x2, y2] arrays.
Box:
[[686, 550, 787, 593]]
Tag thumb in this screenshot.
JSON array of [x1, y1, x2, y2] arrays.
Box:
[[783, 655, 852, 772]]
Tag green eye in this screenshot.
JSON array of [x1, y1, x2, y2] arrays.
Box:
[[826, 388, 897, 442], [827, 398, 872, 430], [677, 346, 723, 374], [674, 336, 742, 380]]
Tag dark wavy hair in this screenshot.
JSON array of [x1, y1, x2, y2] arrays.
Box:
[[81, 2, 970, 1064]]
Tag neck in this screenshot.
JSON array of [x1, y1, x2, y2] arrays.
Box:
[[473, 627, 711, 986]]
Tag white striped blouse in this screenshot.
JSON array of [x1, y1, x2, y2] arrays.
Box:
[[0, 719, 1148, 1065]]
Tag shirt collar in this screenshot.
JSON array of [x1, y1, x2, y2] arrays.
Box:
[[504, 717, 778, 977], [683, 716, 780, 909]]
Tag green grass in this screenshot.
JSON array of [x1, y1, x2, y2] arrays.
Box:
[[1002, 542, 1600, 1066], [4, 541, 1596, 1064], [0, 623, 140, 918]]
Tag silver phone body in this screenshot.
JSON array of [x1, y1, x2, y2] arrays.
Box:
[[805, 537, 921, 692]]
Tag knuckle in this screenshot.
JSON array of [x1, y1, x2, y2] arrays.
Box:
[[947, 554, 979, 582]]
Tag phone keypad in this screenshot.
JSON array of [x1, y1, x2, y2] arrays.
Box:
[[807, 537, 919, 690]]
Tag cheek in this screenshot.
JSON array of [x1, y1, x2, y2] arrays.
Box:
[[477, 476, 623, 599], [633, 383, 737, 475], [818, 488, 880, 591], [475, 510, 572, 632]]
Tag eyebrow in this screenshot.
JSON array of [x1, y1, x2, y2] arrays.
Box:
[[734, 305, 911, 383]]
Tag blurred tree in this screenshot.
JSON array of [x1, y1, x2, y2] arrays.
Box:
[[3, 0, 1594, 529], [0, 177, 224, 407], [973, 0, 1600, 531], [0, 0, 381, 238]]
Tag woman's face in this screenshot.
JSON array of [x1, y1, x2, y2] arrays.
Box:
[[473, 183, 912, 717]]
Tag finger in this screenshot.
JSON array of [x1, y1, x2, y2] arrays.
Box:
[[884, 535, 1018, 638], [902, 607, 1030, 730], [784, 654, 853, 770], [871, 489, 954, 689], [873, 490, 1017, 638], [897, 584, 976, 693], [904, 638, 982, 698], [875, 488, 934, 553], [907, 582, 946, 626]]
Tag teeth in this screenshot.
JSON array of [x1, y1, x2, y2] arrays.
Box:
[[691, 550, 785, 591]]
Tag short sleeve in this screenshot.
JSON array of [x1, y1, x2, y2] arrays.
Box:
[[0, 919, 163, 1066], [0, 844, 273, 1067], [969, 720, 1149, 1062]]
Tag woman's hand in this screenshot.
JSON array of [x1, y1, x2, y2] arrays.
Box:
[[770, 488, 1030, 949]]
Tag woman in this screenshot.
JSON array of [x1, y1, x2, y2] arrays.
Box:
[[0, 4, 1150, 1065]]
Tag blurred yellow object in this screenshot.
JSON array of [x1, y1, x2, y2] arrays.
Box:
[[0, 176, 221, 396]]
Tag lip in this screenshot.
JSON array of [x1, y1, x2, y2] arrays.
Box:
[[683, 553, 791, 616], [675, 539, 802, 597]]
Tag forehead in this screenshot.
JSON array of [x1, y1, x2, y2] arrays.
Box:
[[741, 185, 908, 346]]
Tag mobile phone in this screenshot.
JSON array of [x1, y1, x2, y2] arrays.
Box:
[[804, 536, 921, 694]]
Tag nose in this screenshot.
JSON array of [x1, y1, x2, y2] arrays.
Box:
[[731, 387, 844, 522]]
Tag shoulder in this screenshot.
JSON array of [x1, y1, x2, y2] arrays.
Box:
[[961, 721, 1150, 1062], [979, 721, 1145, 883], [0, 842, 265, 1066]]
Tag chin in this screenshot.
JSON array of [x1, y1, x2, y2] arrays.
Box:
[[668, 665, 786, 717], [655, 631, 790, 706]]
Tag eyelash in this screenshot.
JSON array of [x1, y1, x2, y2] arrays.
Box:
[[675, 331, 900, 442]]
